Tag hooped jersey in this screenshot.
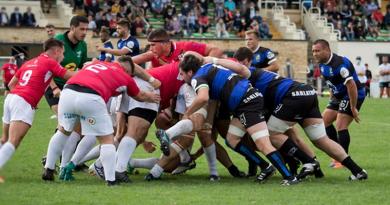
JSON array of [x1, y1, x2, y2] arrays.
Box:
[[117, 35, 140, 57], [251, 46, 276, 69]]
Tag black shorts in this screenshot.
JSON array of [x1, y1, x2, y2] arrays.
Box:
[[3, 82, 10, 91], [128, 107, 157, 124], [380, 82, 390, 88], [232, 88, 266, 128], [44, 83, 64, 107], [215, 103, 231, 121], [273, 84, 322, 123], [326, 96, 364, 117]]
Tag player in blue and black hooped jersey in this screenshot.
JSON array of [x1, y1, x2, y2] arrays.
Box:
[[179, 53, 298, 185], [98, 27, 114, 62], [245, 30, 279, 72], [97, 19, 140, 57], [233, 47, 367, 181], [312, 39, 365, 169]]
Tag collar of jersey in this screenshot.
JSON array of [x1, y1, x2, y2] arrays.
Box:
[[325, 53, 333, 65]]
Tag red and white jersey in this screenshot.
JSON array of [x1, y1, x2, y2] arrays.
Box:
[[147, 61, 183, 109], [151, 41, 207, 67], [1, 63, 18, 83], [11, 54, 66, 108], [67, 60, 140, 103]]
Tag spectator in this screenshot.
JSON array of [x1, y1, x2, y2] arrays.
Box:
[[141, 1, 149, 16], [372, 8, 384, 28], [245, 2, 258, 23], [224, 0, 236, 12], [73, 0, 84, 12], [109, 14, 118, 36], [96, 12, 110, 32], [366, 0, 378, 16], [40, 0, 52, 14], [384, 5, 390, 29], [178, 13, 188, 36], [198, 14, 209, 34], [345, 22, 355, 40], [166, 15, 182, 36], [259, 20, 272, 39], [379, 56, 390, 98], [199, 0, 208, 16], [365, 63, 372, 97], [111, 0, 121, 16], [215, 3, 224, 19], [354, 56, 367, 85], [0, 7, 9, 26], [181, 1, 191, 16], [187, 10, 198, 35], [150, 0, 164, 15], [87, 15, 98, 37], [340, 4, 352, 24], [232, 10, 242, 31], [22, 7, 36, 27], [10, 7, 23, 27], [238, 0, 249, 16], [131, 15, 146, 36], [215, 17, 229, 38], [84, 0, 100, 16], [284, 58, 293, 79], [45, 24, 56, 38], [223, 8, 234, 31], [163, 4, 176, 21]]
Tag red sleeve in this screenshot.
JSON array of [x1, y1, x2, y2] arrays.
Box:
[[15, 68, 22, 78], [49, 60, 67, 78], [185, 41, 207, 56], [126, 76, 140, 97]]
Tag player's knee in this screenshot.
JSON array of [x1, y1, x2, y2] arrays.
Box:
[[304, 123, 327, 141]]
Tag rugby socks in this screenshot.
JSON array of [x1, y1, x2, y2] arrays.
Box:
[[0, 142, 15, 169], [338, 129, 350, 153], [179, 150, 191, 163], [341, 156, 363, 176], [232, 141, 270, 170], [45, 131, 68, 170], [326, 124, 338, 143], [279, 138, 314, 164], [227, 165, 242, 177], [166, 119, 193, 140], [129, 158, 159, 169], [100, 144, 116, 182], [266, 151, 293, 180], [150, 164, 164, 178], [79, 145, 100, 164], [70, 135, 96, 165], [60, 132, 80, 168], [115, 136, 137, 173], [203, 143, 218, 176]]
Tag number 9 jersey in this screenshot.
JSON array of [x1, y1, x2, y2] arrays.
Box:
[[10, 54, 67, 108]]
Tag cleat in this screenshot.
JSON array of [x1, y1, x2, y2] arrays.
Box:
[[89, 163, 105, 180], [255, 165, 276, 182], [41, 156, 58, 174], [329, 159, 343, 169], [106, 180, 120, 186], [144, 173, 161, 181], [246, 161, 258, 177], [281, 177, 299, 186], [314, 160, 325, 178], [60, 162, 76, 181], [42, 168, 55, 181], [297, 161, 320, 180], [74, 163, 89, 172], [208, 175, 220, 182], [155, 129, 171, 156], [349, 169, 368, 181], [171, 160, 196, 175], [115, 171, 132, 183]]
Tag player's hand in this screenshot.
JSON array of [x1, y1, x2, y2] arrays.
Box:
[[142, 141, 156, 153], [148, 92, 161, 103], [52, 87, 61, 98], [96, 46, 104, 51], [151, 78, 161, 89], [351, 107, 360, 123]]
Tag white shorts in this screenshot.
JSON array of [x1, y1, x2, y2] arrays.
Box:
[[58, 89, 114, 136], [175, 84, 196, 114], [128, 77, 160, 112], [107, 97, 117, 126], [2, 94, 35, 125], [116, 94, 130, 114]]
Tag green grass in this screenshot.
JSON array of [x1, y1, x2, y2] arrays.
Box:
[[0, 97, 390, 205]]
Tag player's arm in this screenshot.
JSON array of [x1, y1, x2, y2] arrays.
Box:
[[345, 79, 360, 123], [204, 44, 224, 58], [62, 70, 76, 80], [204, 57, 251, 79], [265, 61, 279, 73], [132, 90, 161, 103], [132, 63, 161, 89], [132, 51, 155, 65], [7, 75, 18, 90], [184, 87, 209, 119]]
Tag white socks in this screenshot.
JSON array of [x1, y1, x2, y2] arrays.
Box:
[[70, 135, 96, 165], [45, 131, 68, 170], [129, 157, 159, 169], [166, 119, 194, 140], [179, 150, 191, 163], [100, 144, 116, 181], [115, 136, 137, 172], [79, 145, 100, 164], [60, 131, 80, 168], [150, 164, 164, 178], [0, 142, 15, 169], [203, 143, 218, 176]]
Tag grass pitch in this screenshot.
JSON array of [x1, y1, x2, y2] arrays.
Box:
[[0, 97, 389, 205]]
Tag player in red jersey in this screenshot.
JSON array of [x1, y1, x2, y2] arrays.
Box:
[[0, 39, 74, 182], [1, 56, 18, 96], [42, 56, 160, 186]]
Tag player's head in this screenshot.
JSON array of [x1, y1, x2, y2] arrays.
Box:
[[245, 30, 260, 51], [43, 38, 64, 63], [147, 29, 171, 57], [45, 24, 56, 38], [179, 54, 203, 84], [234, 47, 253, 67], [312, 39, 331, 64], [117, 55, 135, 75], [69, 16, 88, 41], [99, 27, 110, 43], [116, 19, 130, 38]]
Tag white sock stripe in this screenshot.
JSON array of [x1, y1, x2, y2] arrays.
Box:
[[251, 129, 269, 141], [228, 125, 246, 137], [170, 142, 183, 153]]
